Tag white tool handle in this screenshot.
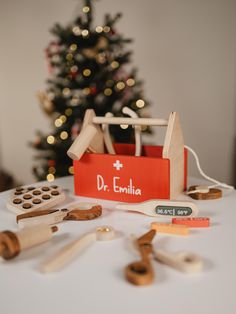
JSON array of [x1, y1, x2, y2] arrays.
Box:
[[93, 117, 168, 126], [154, 249, 203, 273], [116, 199, 198, 217], [17, 224, 55, 250], [40, 232, 97, 273], [102, 112, 116, 154], [18, 211, 67, 229], [122, 107, 141, 156]]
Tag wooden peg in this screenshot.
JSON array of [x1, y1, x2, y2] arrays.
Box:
[[172, 217, 210, 228], [151, 222, 189, 236], [0, 225, 58, 260], [188, 185, 222, 200]]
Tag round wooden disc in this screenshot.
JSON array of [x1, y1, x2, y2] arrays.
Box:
[[0, 231, 20, 260], [188, 185, 222, 200]]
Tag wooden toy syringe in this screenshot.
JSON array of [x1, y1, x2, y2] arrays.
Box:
[[0, 224, 58, 260]]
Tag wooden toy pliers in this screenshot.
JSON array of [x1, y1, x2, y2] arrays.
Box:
[[125, 229, 156, 286]]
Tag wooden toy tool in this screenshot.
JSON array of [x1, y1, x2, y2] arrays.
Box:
[[151, 222, 189, 236], [7, 185, 66, 214], [129, 233, 203, 274], [125, 229, 156, 286], [154, 249, 203, 273], [40, 226, 115, 273], [67, 109, 104, 160], [116, 199, 198, 218], [16, 204, 102, 228], [0, 224, 58, 260], [188, 185, 222, 200], [172, 217, 210, 227]]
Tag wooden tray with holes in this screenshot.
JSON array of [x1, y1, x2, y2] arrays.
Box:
[[7, 185, 66, 214]]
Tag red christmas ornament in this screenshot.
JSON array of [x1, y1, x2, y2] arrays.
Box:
[[90, 87, 98, 95], [48, 159, 56, 167]]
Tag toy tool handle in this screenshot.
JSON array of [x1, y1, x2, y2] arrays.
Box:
[[93, 117, 168, 126], [40, 232, 97, 273], [125, 260, 154, 286], [67, 124, 98, 160], [154, 249, 203, 273]]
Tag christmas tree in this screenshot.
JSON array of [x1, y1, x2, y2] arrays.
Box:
[[32, 0, 151, 182]]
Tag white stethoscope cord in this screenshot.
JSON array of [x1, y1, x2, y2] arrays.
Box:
[[184, 144, 234, 194]]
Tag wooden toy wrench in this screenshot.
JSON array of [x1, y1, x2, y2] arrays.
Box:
[[125, 229, 156, 285]]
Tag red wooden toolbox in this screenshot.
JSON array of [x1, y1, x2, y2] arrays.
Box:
[[73, 143, 188, 202], [69, 110, 187, 202]]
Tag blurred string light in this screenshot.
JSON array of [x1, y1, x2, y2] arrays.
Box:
[[71, 98, 79, 106], [70, 44, 77, 51], [47, 135, 55, 144], [116, 81, 125, 90], [60, 115, 67, 123], [47, 174, 55, 182], [72, 26, 81, 36], [104, 88, 112, 96], [136, 99, 145, 108], [66, 53, 73, 61], [68, 166, 74, 174], [103, 26, 110, 33], [60, 131, 68, 140], [111, 61, 119, 69], [83, 69, 91, 77], [126, 78, 135, 86], [65, 108, 73, 116], [81, 29, 89, 37], [70, 65, 78, 73], [95, 26, 103, 33], [82, 6, 90, 13], [120, 124, 128, 129], [83, 87, 90, 95], [63, 87, 71, 96], [55, 118, 62, 127]]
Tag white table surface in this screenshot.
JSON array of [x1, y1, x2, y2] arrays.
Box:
[[0, 176, 236, 314]]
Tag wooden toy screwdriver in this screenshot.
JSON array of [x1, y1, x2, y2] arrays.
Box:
[[0, 224, 58, 260]]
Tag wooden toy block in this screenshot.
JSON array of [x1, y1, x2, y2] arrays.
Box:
[[7, 185, 66, 214], [188, 185, 222, 200], [162, 112, 184, 199], [151, 222, 189, 236], [0, 224, 58, 260], [172, 217, 210, 228], [40, 226, 115, 273]]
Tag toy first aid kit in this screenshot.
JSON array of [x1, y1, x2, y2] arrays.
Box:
[[68, 109, 187, 202]]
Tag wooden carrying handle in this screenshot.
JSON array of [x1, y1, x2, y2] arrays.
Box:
[[93, 117, 168, 126]]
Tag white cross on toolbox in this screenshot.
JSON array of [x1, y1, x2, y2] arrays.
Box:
[[113, 160, 123, 171]]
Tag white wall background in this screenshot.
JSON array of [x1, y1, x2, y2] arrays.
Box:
[[0, 0, 236, 185]]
